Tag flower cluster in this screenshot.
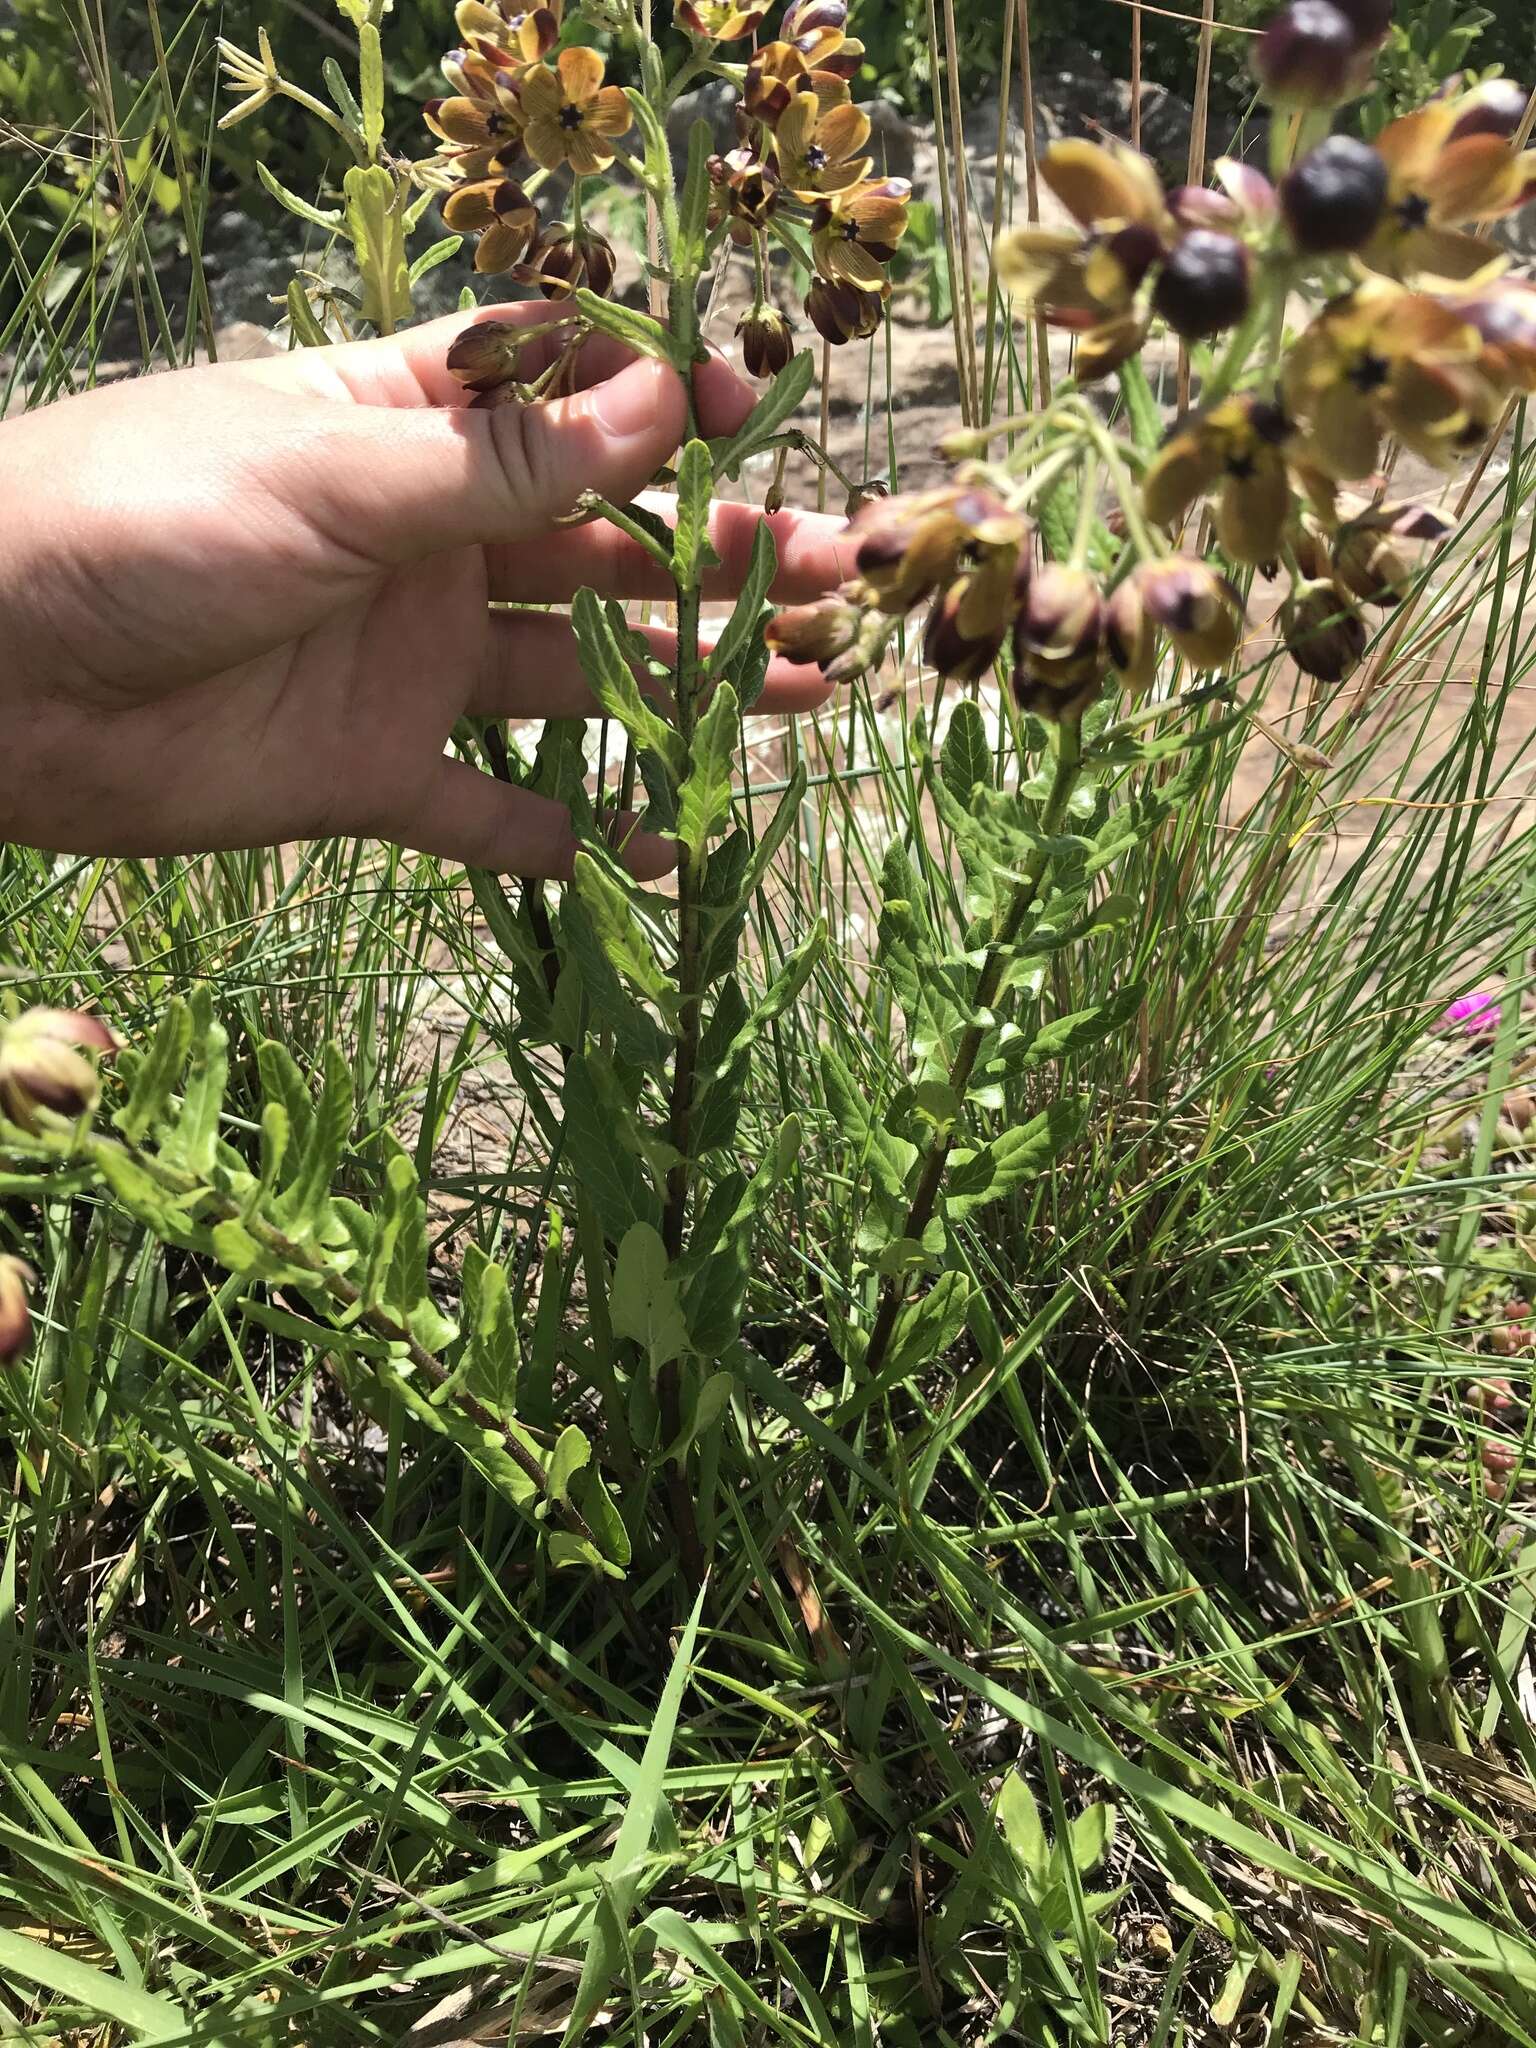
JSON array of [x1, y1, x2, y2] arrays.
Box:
[[768, 484, 1249, 719], [424, 2, 629, 284], [710, 0, 912, 362]]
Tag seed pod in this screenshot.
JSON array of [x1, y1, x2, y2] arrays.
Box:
[[736, 305, 795, 379], [1252, 0, 1376, 109], [0, 1008, 117, 1134], [1152, 231, 1251, 339], [1280, 135, 1388, 253], [0, 1256, 32, 1366], [1281, 576, 1367, 682]]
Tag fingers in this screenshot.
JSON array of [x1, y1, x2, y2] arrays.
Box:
[[469, 610, 838, 719], [266, 304, 760, 439], [486, 496, 855, 606], [281, 353, 691, 567], [379, 755, 674, 880]]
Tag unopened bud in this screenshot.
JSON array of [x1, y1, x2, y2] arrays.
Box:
[[1252, 0, 1376, 109], [0, 1008, 116, 1134], [0, 1256, 32, 1365], [736, 305, 795, 380], [1281, 576, 1367, 682]]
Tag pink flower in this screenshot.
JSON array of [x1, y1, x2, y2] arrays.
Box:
[[1442, 990, 1501, 1037]]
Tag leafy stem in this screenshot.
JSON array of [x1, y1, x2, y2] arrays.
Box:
[[859, 717, 1086, 1385]]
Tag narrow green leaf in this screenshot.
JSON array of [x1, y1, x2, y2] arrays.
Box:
[[610, 1222, 689, 1370], [707, 520, 777, 679], [570, 587, 685, 778], [561, 1058, 660, 1242], [572, 854, 679, 1025], [409, 234, 463, 284], [115, 996, 191, 1144], [676, 682, 739, 856], [712, 348, 816, 477], [544, 1425, 591, 1505], [0, 1926, 184, 2040], [358, 22, 384, 154], [943, 1098, 1089, 1220], [343, 163, 410, 332], [940, 698, 994, 799], [256, 159, 342, 230], [672, 438, 719, 589], [571, 288, 691, 370]]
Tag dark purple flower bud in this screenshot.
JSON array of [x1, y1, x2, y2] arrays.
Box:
[[1281, 577, 1367, 681], [1329, 0, 1392, 42], [736, 306, 795, 379], [1448, 78, 1532, 144], [1252, 0, 1376, 110], [805, 277, 887, 345], [1280, 135, 1388, 253], [0, 1008, 117, 1134], [1152, 231, 1251, 339]]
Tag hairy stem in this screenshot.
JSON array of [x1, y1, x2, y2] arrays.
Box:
[[860, 718, 1085, 1384]]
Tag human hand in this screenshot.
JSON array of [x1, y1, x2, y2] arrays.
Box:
[[0, 307, 849, 878]]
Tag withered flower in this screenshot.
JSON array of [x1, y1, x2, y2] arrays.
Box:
[[526, 222, 618, 298], [0, 1007, 116, 1134], [678, 0, 771, 37], [446, 318, 524, 397], [443, 176, 539, 273], [767, 585, 887, 683], [1363, 92, 1536, 281], [772, 93, 873, 200], [710, 147, 778, 242], [1013, 564, 1108, 721], [1325, 496, 1453, 606], [738, 305, 795, 378], [1282, 280, 1489, 476], [520, 48, 631, 175], [1142, 395, 1296, 564], [1106, 574, 1157, 694], [0, 1256, 31, 1366], [995, 139, 1172, 379], [805, 275, 888, 344], [1281, 576, 1367, 682], [1251, 0, 1376, 110], [811, 178, 912, 287]]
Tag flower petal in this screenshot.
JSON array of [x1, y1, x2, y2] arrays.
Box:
[[1042, 137, 1165, 229], [818, 101, 871, 162], [558, 44, 605, 103], [587, 85, 633, 137], [519, 63, 561, 118]]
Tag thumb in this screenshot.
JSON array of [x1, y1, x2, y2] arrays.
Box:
[[295, 354, 689, 564]]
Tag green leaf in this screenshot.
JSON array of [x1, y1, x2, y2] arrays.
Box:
[[1117, 355, 1162, 455], [940, 698, 994, 800], [255, 159, 342, 230], [572, 854, 679, 1026], [544, 1425, 591, 1505], [743, 763, 807, 904], [571, 1466, 632, 1568], [286, 278, 331, 348], [322, 55, 366, 136], [115, 996, 192, 1144], [885, 1270, 973, 1379], [409, 234, 463, 284], [1008, 984, 1145, 1070], [998, 1770, 1050, 1885], [563, 1586, 707, 2040], [725, 920, 826, 1064], [821, 1047, 916, 1203], [1070, 1801, 1115, 1877], [570, 288, 693, 370], [561, 1059, 660, 1243], [707, 520, 777, 679], [343, 163, 410, 332], [676, 682, 738, 856], [0, 1927, 184, 2041], [358, 22, 384, 154], [610, 1222, 689, 1370], [672, 438, 719, 589], [943, 1098, 1089, 1221], [558, 893, 670, 1068], [286, 1040, 352, 1232], [712, 348, 816, 477], [571, 587, 685, 779], [461, 1243, 518, 1414], [677, 117, 714, 273], [163, 987, 228, 1180]]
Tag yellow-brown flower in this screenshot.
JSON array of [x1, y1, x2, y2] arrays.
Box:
[[1142, 395, 1296, 564], [1138, 557, 1245, 668], [766, 585, 882, 682], [744, 39, 850, 124], [454, 0, 562, 66], [811, 177, 911, 288], [853, 486, 1020, 614], [1443, 277, 1536, 394], [442, 176, 539, 273], [782, 0, 863, 77], [709, 147, 778, 242], [995, 139, 1173, 380], [772, 92, 872, 200], [1362, 93, 1536, 282], [924, 516, 1033, 682], [1281, 577, 1367, 682], [1282, 280, 1489, 477], [678, 0, 770, 38], [520, 48, 631, 175]]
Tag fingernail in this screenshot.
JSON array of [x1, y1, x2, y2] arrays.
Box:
[[591, 357, 674, 442]]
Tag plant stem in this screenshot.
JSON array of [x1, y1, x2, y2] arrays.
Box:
[[859, 718, 1085, 1385]]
